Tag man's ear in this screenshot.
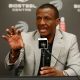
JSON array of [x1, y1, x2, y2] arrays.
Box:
[[56, 18, 60, 25]]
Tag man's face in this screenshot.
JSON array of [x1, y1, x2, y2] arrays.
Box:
[[36, 8, 59, 37]]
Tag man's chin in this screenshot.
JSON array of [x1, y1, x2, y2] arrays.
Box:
[[40, 33, 48, 38]]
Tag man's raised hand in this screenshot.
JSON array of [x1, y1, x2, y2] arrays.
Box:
[[2, 26, 24, 50]]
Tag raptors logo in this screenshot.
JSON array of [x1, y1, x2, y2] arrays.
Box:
[[15, 21, 29, 33], [50, 0, 63, 11]]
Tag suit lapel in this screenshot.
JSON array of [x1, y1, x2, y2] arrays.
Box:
[[50, 29, 64, 67], [33, 31, 41, 75]]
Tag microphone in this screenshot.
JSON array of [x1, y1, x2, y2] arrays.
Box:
[[38, 38, 48, 67], [38, 38, 48, 49]]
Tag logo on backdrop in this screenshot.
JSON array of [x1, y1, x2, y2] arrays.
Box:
[[50, 0, 63, 11], [8, 0, 63, 12], [15, 21, 29, 32], [74, 4, 80, 12], [8, 0, 37, 12], [17, 0, 29, 3]]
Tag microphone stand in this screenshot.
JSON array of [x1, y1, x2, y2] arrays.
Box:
[[41, 43, 46, 67], [42, 49, 45, 67]]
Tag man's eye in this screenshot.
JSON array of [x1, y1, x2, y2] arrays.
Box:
[[37, 17, 41, 20], [45, 17, 51, 20]]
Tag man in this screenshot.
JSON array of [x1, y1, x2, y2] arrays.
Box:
[[2, 3, 80, 76]]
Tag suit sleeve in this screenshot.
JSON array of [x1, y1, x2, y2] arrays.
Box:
[[5, 48, 24, 72], [63, 35, 80, 76]]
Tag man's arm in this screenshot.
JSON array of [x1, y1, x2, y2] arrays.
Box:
[[5, 48, 24, 71], [63, 35, 80, 76], [2, 26, 24, 71], [39, 35, 80, 76]]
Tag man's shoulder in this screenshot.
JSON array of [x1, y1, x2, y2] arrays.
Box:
[[21, 30, 39, 42], [21, 30, 37, 37], [60, 30, 78, 47], [61, 30, 76, 39]]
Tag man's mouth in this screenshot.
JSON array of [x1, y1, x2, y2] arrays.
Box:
[[39, 29, 47, 33]]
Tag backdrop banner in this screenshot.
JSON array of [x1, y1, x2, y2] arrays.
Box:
[[0, 0, 80, 76]]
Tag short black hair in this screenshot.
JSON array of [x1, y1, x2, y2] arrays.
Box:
[[36, 3, 59, 19]]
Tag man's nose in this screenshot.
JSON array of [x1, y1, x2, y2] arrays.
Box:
[[40, 19, 45, 25]]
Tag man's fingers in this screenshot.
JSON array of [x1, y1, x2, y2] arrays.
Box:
[[11, 26, 21, 35], [41, 66, 52, 70], [6, 26, 21, 36], [40, 67, 55, 75], [2, 35, 9, 41], [17, 30, 21, 35], [40, 66, 57, 75], [6, 26, 17, 35], [40, 72, 54, 76], [6, 28, 12, 35], [11, 26, 17, 35]]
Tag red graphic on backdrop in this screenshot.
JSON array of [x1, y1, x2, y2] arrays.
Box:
[[59, 17, 66, 32]]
